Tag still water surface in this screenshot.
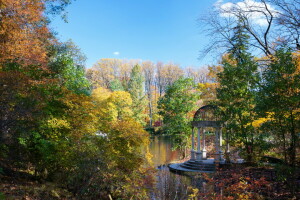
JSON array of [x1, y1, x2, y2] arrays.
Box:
[[149, 135, 181, 167], [149, 136, 204, 200]]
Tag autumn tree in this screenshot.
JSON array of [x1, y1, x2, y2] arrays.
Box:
[[185, 67, 209, 84], [256, 49, 300, 166], [0, 0, 49, 66], [155, 62, 183, 97], [89, 87, 153, 199], [142, 61, 155, 127]]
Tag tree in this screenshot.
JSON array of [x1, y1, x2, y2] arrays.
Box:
[[271, 0, 300, 50], [142, 61, 155, 127], [0, 0, 47, 66], [0, 0, 74, 66], [48, 42, 91, 95], [199, 0, 290, 57], [158, 78, 199, 157], [185, 67, 209, 84], [155, 63, 184, 97], [216, 21, 259, 162], [89, 86, 153, 199], [128, 64, 147, 125], [109, 79, 124, 91], [89, 59, 119, 88], [256, 48, 300, 166]]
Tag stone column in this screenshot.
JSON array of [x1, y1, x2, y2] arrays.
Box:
[[219, 128, 224, 162], [202, 128, 207, 160], [215, 128, 220, 163], [191, 127, 195, 160], [196, 127, 202, 161], [225, 137, 230, 163], [226, 142, 230, 153]]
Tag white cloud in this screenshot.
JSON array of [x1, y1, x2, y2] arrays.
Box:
[[215, 0, 277, 26], [113, 51, 120, 55], [214, 0, 224, 7]]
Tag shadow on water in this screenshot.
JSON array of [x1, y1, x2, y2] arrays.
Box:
[[151, 165, 210, 200], [149, 135, 210, 199]]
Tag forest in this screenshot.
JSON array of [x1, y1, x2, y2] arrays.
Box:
[[0, 0, 299, 199]]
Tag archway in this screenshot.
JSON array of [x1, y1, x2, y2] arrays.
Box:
[[169, 105, 230, 173], [190, 105, 225, 163]]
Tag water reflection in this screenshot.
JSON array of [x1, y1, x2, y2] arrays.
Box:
[[151, 166, 209, 200], [149, 135, 210, 200], [149, 135, 181, 167]]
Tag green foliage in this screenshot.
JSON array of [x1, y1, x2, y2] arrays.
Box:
[[216, 24, 259, 162], [256, 49, 300, 165], [1, 1, 153, 199], [49, 42, 91, 95], [158, 77, 199, 152], [0, 192, 5, 200], [45, 0, 74, 21], [109, 79, 124, 91], [128, 64, 148, 125]]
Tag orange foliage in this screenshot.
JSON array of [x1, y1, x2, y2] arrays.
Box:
[[0, 0, 50, 66]]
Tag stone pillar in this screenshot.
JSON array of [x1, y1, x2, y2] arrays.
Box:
[[191, 127, 195, 160], [225, 137, 230, 163], [196, 127, 202, 161], [215, 128, 220, 163], [226, 142, 230, 153], [202, 128, 207, 160], [219, 128, 224, 162]]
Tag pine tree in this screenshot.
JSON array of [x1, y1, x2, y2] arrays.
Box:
[[127, 65, 147, 125], [217, 20, 259, 162]]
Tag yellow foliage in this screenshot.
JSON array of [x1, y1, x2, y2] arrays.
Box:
[[47, 117, 71, 129], [221, 53, 237, 66], [93, 88, 134, 121], [251, 112, 274, 128], [292, 50, 300, 74], [197, 82, 219, 102], [208, 64, 223, 81], [188, 187, 199, 200], [92, 87, 111, 102]]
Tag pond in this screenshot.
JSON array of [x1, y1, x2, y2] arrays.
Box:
[[149, 135, 182, 167], [148, 135, 207, 199]]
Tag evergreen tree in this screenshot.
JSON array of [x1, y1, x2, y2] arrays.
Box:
[[127, 64, 147, 125], [217, 20, 260, 162]]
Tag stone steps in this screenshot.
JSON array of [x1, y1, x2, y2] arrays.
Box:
[[179, 160, 216, 171]]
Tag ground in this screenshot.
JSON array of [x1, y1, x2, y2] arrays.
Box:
[[0, 168, 74, 200]]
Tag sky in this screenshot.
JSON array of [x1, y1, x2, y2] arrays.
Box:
[[50, 0, 219, 69]]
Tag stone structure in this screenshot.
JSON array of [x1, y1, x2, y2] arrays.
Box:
[[169, 105, 230, 173]]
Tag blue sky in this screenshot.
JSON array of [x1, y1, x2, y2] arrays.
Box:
[[50, 0, 218, 68]]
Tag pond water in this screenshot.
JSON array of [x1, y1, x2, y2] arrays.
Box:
[[149, 135, 182, 167], [149, 135, 208, 199]]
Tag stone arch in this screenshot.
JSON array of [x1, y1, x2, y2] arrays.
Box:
[[169, 105, 231, 172], [190, 105, 225, 163]]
